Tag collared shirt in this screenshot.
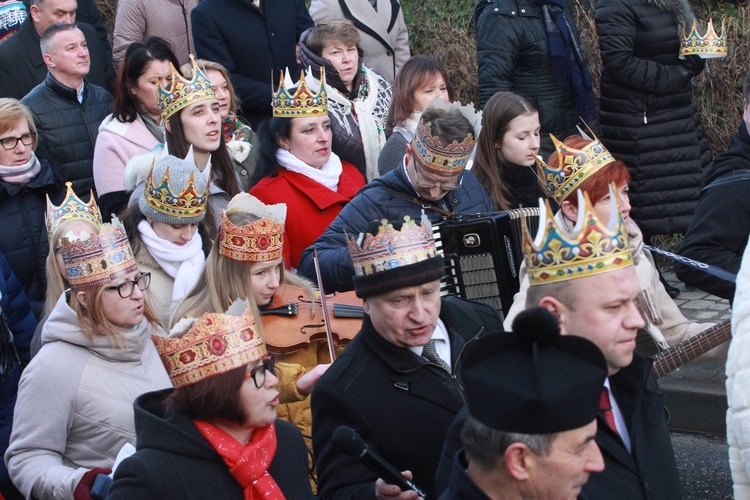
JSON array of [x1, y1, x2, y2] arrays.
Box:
[[604, 377, 632, 452], [76, 83, 84, 104], [409, 318, 452, 368]]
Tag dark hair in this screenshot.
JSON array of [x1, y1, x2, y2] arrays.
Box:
[[168, 365, 248, 424], [420, 107, 474, 147], [40, 22, 78, 55], [248, 117, 293, 188], [120, 204, 214, 257], [386, 56, 454, 130], [744, 68, 750, 105], [114, 37, 180, 123], [304, 19, 360, 56], [472, 91, 537, 211]]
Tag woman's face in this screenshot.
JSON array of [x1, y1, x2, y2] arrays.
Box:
[[412, 73, 449, 112], [206, 69, 231, 119], [250, 257, 282, 306], [149, 220, 199, 246], [130, 59, 172, 120], [321, 40, 359, 92], [54, 220, 99, 278], [499, 111, 541, 167], [0, 119, 33, 166], [278, 115, 332, 170], [177, 99, 222, 154], [97, 269, 146, 328], [239, 358, 280, 429], [592, 183, 631, 224]]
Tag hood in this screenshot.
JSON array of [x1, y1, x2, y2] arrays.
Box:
[[298, 28, 365, 97], [704, 120, 750, 185]]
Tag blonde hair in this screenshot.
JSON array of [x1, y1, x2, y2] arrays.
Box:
[[0, 98, 38, 149], [180, 59, 241, 115]]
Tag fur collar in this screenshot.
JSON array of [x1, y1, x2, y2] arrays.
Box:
[[645, 0, 694, 26]]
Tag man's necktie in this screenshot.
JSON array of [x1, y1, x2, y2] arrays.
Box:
[[422, 339, 451, 373], [600, 387, 619, 436]]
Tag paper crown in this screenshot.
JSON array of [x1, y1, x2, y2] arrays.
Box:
[[521, 188, 632, 285], [272, 67, 328, 118], [141, 156, 209, 224], [535, 132, 615, 204], [681, 19, 726, 59], [411, 100, 479, 177], [46, 182, 103, 240], [158, 54, 217, 120], [153, 301, 266, 389], [218, 193, 286, 262], [60, 217, 138, 291]]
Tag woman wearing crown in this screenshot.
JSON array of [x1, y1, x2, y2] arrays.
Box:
[[249, 67, 365, 270], [6, 218, 172, 499]]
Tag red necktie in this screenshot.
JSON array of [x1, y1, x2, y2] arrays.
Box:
[[600, 387, 619, 436]]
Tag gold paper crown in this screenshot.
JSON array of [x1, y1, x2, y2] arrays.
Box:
[[535, 134, 615, 204], [158, 54, 217, 120], [347, 214, 438, 276], [411, 100, 478, 177], [153, 303, 266, 388], [61, 217, 138, 291], [144, 163, 208, 220], [219, 215, 285, 262], [272, 67, 328, 118], [521, 188, 632, 285], [45, 182, 103, 240], [681, 19, 726, 59]]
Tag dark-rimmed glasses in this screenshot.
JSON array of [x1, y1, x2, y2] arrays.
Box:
[[245, 357, 275, 388], [0, 132, 36, 150], [413, 160, 461, 191], [105, 272, 151, 298]]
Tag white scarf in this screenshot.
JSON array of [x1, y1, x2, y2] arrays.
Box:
[[275, 148, 343, 191], [393, 111, 422, 143], [137, 220, 205, 303], [0, 153, 41, 184]]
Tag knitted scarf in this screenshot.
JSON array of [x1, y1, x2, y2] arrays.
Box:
[[0, 153, 41, 184], [194, 421, 284, 500]]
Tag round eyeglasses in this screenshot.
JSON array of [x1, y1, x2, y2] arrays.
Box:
[[245, 357, 275, 389], [104, 272, 151, 298], [0, 132, 36, 150]]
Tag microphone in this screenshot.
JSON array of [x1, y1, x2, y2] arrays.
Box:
[[332, 425, 427, 498]]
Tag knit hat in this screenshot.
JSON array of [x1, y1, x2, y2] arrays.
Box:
[[139, 155, 208, 225]]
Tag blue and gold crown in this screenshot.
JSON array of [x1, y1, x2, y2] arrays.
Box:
[[158, 55, 216, 120], [521, 188, 632, 285], [45, 182, 103, 240], [535, 133, 615, 204], [412, 100, 478, 177], [681, 19, 726, 59], [272, 67, 328, 118], [143, 159, 208, 223]]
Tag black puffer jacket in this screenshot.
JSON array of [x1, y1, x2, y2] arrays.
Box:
[[22, 74, 113, 195], [595, 0, 711, 236]]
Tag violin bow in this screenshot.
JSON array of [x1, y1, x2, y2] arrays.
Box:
[[313, 250, 337, 362]]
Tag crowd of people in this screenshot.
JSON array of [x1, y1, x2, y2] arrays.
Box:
[[0, 0, 745, 498]]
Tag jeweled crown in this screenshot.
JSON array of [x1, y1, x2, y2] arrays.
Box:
[[143, 161, 208, 221], [272, 67, 328, 118], [158, 54, 217, 120], [218, 193, 286, 262], [535, 134, 615, 204], [45, 182, 102, 240], [521, 188, 632, 285], [681, 19, 727, 59]]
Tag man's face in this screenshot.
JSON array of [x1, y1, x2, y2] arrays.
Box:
[[363, 280, 442, 348], [31, 0, 77, 35], [405, 144, 462, 201], [45, 28, 89, 79]]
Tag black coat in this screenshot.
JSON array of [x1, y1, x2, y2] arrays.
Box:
[[595, 0, 710, 236], [191, 0, 313, 128], [439, 450, 491, 500], [311, 296, 504, 499], [22, 74, 113, 195], [108, 389, 315, 499], [0, 17, 114, 100], [675, 120, 750, 301]]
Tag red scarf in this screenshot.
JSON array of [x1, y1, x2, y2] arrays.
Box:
[[194, 420, 285, 499]]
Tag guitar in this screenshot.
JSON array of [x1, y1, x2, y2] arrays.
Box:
[[651, 319, 731, 379]]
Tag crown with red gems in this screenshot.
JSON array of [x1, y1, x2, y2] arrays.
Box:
[[521, 187, 632, 285], [45, 182, 103, 240], [153, 300, 266, 388], [272, 67, 328, 118], [158, 54, 217, 120], [218, 193, 286, 262], [60, 217, 138, 291], [141, 155, 209, 224], [535, 131, 615, 204], [681, 18, 727, 59]]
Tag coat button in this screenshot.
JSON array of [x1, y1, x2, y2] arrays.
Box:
[[241, 169, 248, 176], [269, 32, 274, 37], [494, 7, 498, 11], [387, 50, 393, 56], [521, 8, 526, 13], [511, 10, 516, 14], [320, 208, 327, 214]]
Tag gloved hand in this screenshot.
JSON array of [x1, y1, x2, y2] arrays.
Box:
[[74, 467, 112, 500], [682, 54, 705, 76]]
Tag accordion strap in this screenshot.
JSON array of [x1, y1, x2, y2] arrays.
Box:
[[379, 186, 456, 217]]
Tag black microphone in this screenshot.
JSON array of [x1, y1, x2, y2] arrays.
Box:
[[332, 425, 427, 498]]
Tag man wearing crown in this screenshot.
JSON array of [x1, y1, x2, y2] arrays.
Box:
[[298, 99, 493, 292], [311, 215, 503, 499]]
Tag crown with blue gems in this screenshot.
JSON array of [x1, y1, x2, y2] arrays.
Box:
[[681, 19, 727, 59], [272, 67, 328, 118], [45, 182, 103, 240], [158, 54, 217, 120], [521, 187, 632, 285], [141, 155, 208, 225]]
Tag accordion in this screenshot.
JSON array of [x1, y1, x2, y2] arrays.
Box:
[[433, 208, 541, 319]]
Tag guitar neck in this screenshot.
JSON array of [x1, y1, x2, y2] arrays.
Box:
[[652, 319, 731, 379]]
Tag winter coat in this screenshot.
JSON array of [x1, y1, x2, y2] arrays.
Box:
[[108, 389, 314, 499], [0, 17, 114, 100], [93, 114, 162, 219], [5, 293, 171, 499], [133, 245, 175, 326], [675, 120, 750, 301], [226, 118, 261, 192], [22, 74, 113, 195], [191, 0, 313, 128], [249, 160, 365, 269], [312, 296, 504, 499], [377, 129, 408, 175], [112, 0, 197, 67], [308, 0, 410, 83], [0, 157, 64, 317], [595, 0, 711, 236], [439, 450, 491, 499], [297, 162, 493, 292]]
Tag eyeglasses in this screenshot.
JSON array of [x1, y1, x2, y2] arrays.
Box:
[[104, 272, 151, 298], [0, 132, 36, 150], [413, 161, 461, 191], [245, 357, 275, 389]]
